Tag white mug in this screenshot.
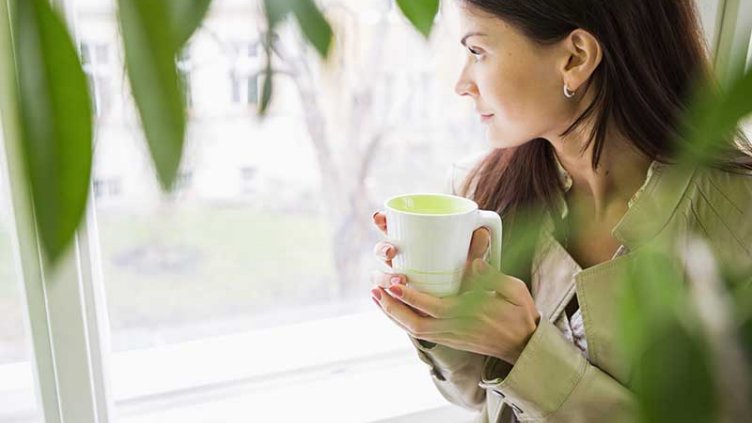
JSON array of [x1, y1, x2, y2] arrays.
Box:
[[384, 193, 502, 297]]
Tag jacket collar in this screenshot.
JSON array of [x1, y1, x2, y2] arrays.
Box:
[[611, 163, 696, 249], [550, 153, 697, 250]]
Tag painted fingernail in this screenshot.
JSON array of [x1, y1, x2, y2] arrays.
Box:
[[371, 288, 382, 301], [390, 276, 402, 286], [382, 245, 392, 257], [388, 285, 403, 297]]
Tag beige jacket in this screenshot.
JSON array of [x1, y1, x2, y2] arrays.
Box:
[[408, 154, 752, 422]]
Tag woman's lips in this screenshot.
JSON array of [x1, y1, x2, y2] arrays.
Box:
[[480, 113, 494, 123]]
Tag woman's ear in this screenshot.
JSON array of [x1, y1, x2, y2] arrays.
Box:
[[559, 29, 602, 92]]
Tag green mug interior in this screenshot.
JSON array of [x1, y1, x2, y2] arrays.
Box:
[[386, 194, 476, 215]]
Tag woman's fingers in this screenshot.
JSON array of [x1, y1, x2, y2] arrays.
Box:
[[467, 259, 529, 306], [372, 211, 387, 235], [460, 227, 491, 292], [373, 241, 396, 260], [467, 227, 491, 261], [372, 241, 397, 267], [370, 270, 406, 288], [371, 287, 411, 331], [383, 283, 453, 319], [373, 286, 442, 338]]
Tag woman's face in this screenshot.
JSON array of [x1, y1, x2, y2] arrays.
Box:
[[454, 5, 575, 148]]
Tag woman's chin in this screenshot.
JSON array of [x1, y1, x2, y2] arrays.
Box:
[[485, 130, 527, 149]]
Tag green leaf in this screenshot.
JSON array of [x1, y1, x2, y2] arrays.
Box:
[[166, 0, 213, 48], [617, 245, 720, 422], [14, 0, 93, 263], [290, 0, 333, 58], [262, 0, 332, 58], [631, 321, 718, 423], [618, 246, 686, 364], [263, 0, 292, 27], [259, 62, 273, 116], [396, 0, 440, 39], [118, 0, 185, 190], [681, 67, 752, 165]]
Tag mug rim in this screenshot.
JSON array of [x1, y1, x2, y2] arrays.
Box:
[[384, 192, 479, 217]]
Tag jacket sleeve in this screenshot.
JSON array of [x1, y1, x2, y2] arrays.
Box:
[[478, 319, 638, 422], [407, 334, 487, 411]]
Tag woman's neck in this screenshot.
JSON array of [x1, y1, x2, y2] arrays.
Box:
[[548, 125, 652, 221]]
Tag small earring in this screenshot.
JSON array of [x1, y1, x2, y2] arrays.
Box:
[[563, 83, 576, 98]]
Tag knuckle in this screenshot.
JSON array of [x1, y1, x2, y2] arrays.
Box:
[[374, 242, 395, 259], [508, 278, 528, 295]]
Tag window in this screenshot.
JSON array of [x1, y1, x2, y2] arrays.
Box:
[[81, 41, 112, 118], [177, 46, 194, 109], [230, 42, 260, 106], [68, 1, 483, 421]]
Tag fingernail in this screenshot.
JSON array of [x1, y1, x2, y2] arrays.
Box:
[[372, 210, 380, 220], [382, 245, 392, 257], [372, 297, 381, 308], [390, 276, 402, 286], [371, 288, 382, 301], [388, 285, 403, 297]]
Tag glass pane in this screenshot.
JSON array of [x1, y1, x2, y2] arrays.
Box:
[[0, 137, 42, 422], [697, 0, 721, 46], [72, 0, 482, 421]]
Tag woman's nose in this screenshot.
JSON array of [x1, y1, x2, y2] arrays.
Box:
[[454, 74, 477, 98]]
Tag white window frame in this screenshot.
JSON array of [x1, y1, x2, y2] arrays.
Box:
[[712, 0, 752, 76], [1, 1, 751, 422], [1, 0, 112, 421]]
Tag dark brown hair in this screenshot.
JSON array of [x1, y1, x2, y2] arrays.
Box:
[[457, 0, 752, 278]]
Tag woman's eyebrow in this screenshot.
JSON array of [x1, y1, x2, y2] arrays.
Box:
[[460, 32, 488, 47]]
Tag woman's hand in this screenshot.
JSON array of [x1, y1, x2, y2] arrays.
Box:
[[370, 211, 489, 316], [370, 211, 541, 365]]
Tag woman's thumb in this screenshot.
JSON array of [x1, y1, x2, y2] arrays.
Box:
[[468, 227, 491, 261]]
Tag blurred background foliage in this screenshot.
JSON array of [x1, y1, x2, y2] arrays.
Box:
[[0, 0, 751, 422]]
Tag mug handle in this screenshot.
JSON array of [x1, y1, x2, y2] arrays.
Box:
[[476, 210, 503, 272]]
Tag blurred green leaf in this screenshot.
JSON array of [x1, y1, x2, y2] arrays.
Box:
[[262, 0, 332, 58], [619, 246, 685, 370], [396, 0, 440, 38], [258, 0, 331, 118], [117, 0, 185, 190], [680, 67, 752, 165], [450, 209, 543, 320], [13, 0, 93, 263], [290, 0, 333, 58], [618, 245, 720, 422], [259, 60, 273, 115], [631, 320, 718, 423], [166, 0, 213, 48], [263, 0, 292, 27], [731, 274, 752, 392]]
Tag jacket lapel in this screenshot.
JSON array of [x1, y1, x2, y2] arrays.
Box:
[[531, 231, 580, 323]]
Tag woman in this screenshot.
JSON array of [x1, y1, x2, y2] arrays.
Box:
[[370, 0, 752, 422]]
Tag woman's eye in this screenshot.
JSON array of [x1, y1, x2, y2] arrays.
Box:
[[467, 47, 484, 60]]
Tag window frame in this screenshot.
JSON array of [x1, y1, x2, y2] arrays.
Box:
[[1, 0, 112, 421]]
